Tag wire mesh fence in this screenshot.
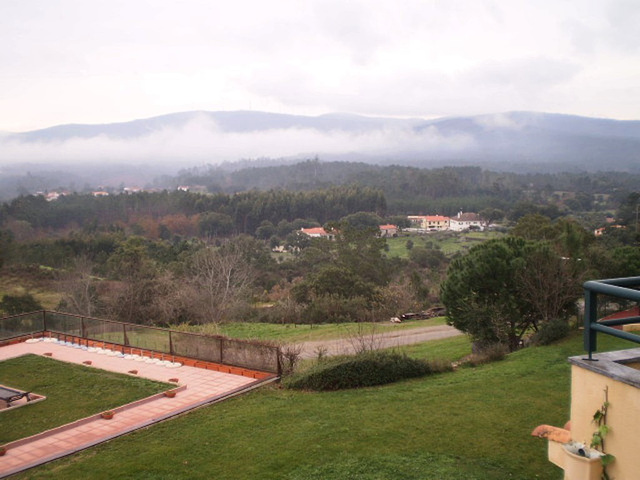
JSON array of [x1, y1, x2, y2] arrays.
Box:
[[0, 311, 280, 374]]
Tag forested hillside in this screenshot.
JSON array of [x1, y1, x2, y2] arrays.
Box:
[[1, 161, 638, 334]]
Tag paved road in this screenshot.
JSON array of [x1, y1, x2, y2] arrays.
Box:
[[295, 324, 463, 359]]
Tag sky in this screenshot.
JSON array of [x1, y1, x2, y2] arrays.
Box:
[[1, 0, 639, 134]]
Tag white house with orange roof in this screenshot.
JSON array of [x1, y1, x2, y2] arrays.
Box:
[[378, 224, 398, 237], [300, 227, 335, 240]]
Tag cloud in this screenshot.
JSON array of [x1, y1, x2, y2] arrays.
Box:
[[0, 115, 474, 167]]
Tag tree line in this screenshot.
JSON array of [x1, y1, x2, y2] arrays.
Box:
[[1, 160, 639, 353]]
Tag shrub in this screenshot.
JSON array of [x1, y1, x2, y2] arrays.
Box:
[[530, 319, 571, 346], [300, 295, 372, 324], [284, 351, 452, 391], [0, 292, 43, 315]]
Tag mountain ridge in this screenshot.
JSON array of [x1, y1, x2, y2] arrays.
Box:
[[2, 110, 639, 173]]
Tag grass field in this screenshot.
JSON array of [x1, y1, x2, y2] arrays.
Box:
[[174, 317, 447, 344], [0, 273, 61, 311], [10, 331, 638, 479], [0, 355, 170, 444], [385, 230, 505, 259]]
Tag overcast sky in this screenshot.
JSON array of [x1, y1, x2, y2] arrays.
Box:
[[1, 0, 639, 133]]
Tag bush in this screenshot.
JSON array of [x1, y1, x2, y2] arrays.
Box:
[[0, 292, 43, 315], [284, 351, 452, 391], [300, 295, 372, 324], [530, 319, 571, 346]]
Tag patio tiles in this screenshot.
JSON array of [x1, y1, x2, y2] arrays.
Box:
[[0, 340, 275, 478]]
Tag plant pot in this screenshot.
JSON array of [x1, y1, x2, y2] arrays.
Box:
[[0, 447, 6, 456], [164, 390, 177, 398], [562, 445, 603, 480], [101, 411, 115, 420]]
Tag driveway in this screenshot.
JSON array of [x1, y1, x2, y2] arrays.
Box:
[[295, 324, 463, 359]]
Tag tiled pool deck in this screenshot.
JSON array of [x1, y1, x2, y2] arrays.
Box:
[[0, 339, 275, 478]]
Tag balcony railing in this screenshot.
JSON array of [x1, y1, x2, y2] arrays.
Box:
[[583, 276, 640, 359]]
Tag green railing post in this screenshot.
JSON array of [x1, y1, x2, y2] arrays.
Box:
[[584, 289, 598, 360]]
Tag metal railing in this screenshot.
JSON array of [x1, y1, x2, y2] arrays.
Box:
[[0, 311, 281, 374], [583, 276, 640, 360]]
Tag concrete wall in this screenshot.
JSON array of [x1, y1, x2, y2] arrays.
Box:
[[569, 350, 640, 480]]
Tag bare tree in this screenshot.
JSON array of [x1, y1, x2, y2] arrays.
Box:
[[57, 255, 99, 316], [346, 323, 383, 355], [280, 343, 303, 375], [189, 246, 255, 323]]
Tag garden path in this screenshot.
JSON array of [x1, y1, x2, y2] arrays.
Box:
[[0, 340, 273, 478]]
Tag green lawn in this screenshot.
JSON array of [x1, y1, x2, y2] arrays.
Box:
[[394, 334, 473, 363], [174, 317, 447, 344], [385, 230, 505, 259], [13, 331, 638, 479], [0, 355, 170, 444]]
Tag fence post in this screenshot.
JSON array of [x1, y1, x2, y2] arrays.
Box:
[[220, 337, 224, 365], [42, 310, 47, 334], [169, 330, 174, 356], [584, 288, 598, 360]]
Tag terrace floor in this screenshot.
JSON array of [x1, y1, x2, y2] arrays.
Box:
[[0, 339, 274, 478]]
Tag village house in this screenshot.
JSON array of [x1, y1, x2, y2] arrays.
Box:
[[299, 227, 336, 240], [448, 212, 484, 232], [378, 224, 398, 237], [407, 215, 450, 231]]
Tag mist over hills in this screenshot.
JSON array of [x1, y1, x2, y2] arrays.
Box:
[[1, 110, 639, 196]]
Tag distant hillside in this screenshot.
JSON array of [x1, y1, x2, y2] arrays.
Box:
[[1, 110, 640, 173]]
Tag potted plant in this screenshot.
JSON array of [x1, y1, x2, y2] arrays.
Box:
[[101, 410, 115, 420], [164, 390, 177, 398], [0, 446, 7, 456], [561, 387, 614, 480], [562, 442, 603, 480]]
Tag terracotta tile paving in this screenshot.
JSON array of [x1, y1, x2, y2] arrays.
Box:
[[0, 339, 276, 478]]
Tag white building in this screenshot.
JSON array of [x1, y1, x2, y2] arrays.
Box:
[[449, 212, 484, 231]]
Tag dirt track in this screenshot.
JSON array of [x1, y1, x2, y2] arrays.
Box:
[[295, 324, 463, 359]]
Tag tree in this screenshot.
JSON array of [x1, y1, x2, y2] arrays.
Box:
[[0, 229, 13, 269], [440, 237, 581, 351], [441, 238, 533, 350], [56, 255, 100, 317], [188, 241, 255, 323], [340, 211, 383, 229], [104, 237, 161, 324], [513, 242, 584, 325], [409, 247, 447, 269], [479, 207, 504, 226], [198, 212, 235, 238], [510, 214, 557, 241], [0, 292, 43, 315], [332, 224, 391, 287]]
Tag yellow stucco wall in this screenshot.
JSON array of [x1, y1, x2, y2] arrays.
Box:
[[570, 365, 640, 480]]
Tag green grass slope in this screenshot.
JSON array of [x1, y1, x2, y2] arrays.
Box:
[[11, 332, 638, 479]]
